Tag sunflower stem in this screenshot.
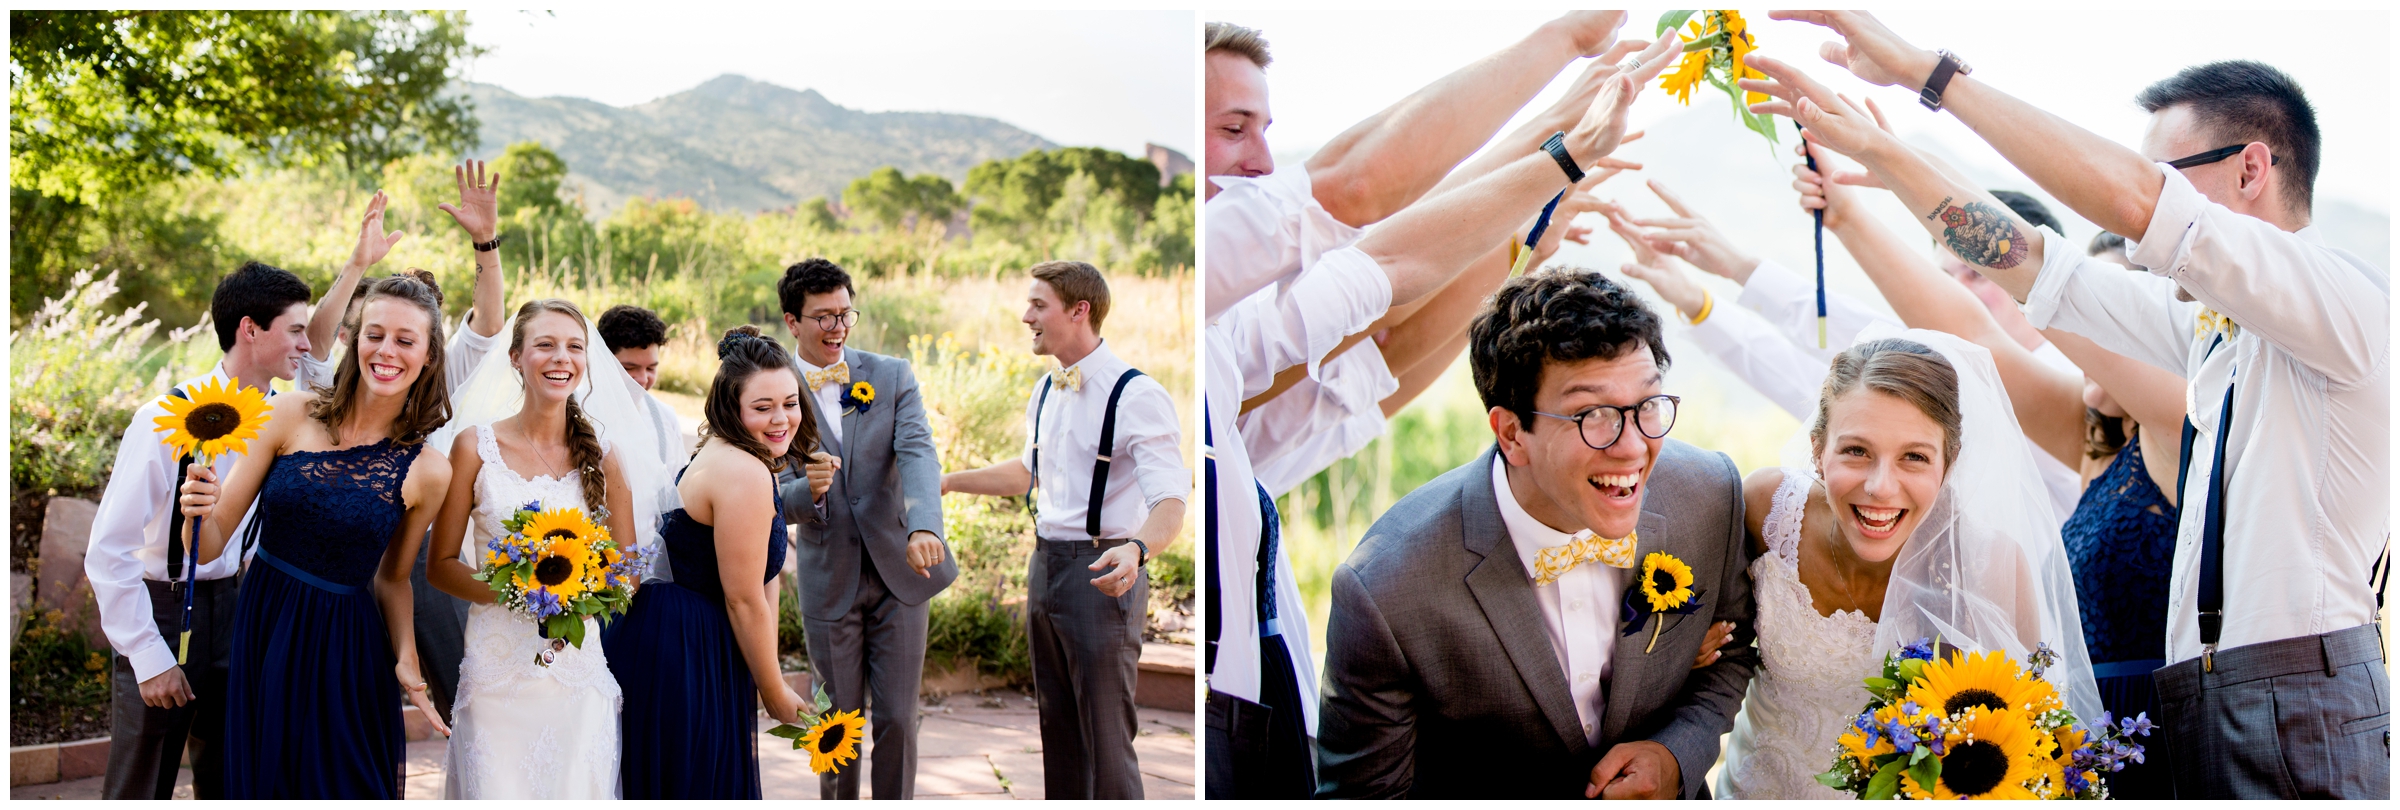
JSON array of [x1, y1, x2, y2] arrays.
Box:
[[1646, 618, 1665, 654]]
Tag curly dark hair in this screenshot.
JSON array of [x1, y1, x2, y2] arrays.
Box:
[[210, 261, 313, 351], [777, 257, 855, 320], [1470, 269, 1670, 429], [595, 304, 668, 353]]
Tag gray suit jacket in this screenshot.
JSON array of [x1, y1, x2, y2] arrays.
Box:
[[1316, 441, 1758, 799], [777, 348, 957, 617]]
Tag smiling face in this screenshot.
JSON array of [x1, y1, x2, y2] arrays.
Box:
[[513, 310, 588, 407], [1022, 279, 1089, 358], [1494, 347, 1665, 540], [1816, 388, 1951, 562], [1204, 50, 1273, 197], [782, 288, 852, 369], [247, 302, 313, 382], [353, 297, 433, 398], [738, 366, 805, 456]]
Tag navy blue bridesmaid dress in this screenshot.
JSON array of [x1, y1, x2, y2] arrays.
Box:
[[2059, 434, 2178, 798], [223, 438, 424, 799], [605, 476, 785, 799]]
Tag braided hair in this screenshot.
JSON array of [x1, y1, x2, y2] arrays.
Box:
[[509, 299, 610, 517], [700, 325, 817, 472]]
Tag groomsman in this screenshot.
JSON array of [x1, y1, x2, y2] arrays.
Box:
[[773, 258, 958, 800], [596, 304, 691, 470], [85, 262, 324, 799], [945, 261, 1190, 800]]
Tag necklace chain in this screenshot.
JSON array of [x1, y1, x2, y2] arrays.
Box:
[[513, 422, 565, 480]]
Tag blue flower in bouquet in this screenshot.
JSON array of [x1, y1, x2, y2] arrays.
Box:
[[527, 588, 564, 619], [2118, 711, 2155, 737], [2028, 641, 2058, 677], [1899, 637, 1936, 661], [520, 500, 543, 515]]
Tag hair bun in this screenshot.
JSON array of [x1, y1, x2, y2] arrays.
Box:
[[399, 268, 444, 307], [716, 324, 770, 359]]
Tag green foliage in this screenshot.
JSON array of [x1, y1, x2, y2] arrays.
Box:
[[779, 578, 809, 660], [9, 609, 113, 746], [843, 167, 961, 232], [798, 196, 842, 233], [925, 495, 1035, 683], [493, 141, 572, 220], [9, 10, 481, 204], [10, 270, 218, 496]]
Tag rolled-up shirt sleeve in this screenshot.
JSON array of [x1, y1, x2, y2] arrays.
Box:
[[84, 406, 179, 682], [1205, 169, 1367, 323], [446, 319, 498, 396], [1120, 379, 1192, 511], [1220, 247, 1394, 398], [1686, 301, 1828, 422], [2024, 228, 2197, 376], [2129, 165, 2389, 387]]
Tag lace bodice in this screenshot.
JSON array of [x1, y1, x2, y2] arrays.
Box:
[[255, 437, 423, 587], [1719, 469, 1884, 800], [2060, 437, 2176, 665], [445, 425, 621, 798]]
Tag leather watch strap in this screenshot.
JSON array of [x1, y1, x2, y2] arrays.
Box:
[[1540, 132, 1585, 184], [1918, 50, 1970, 111]]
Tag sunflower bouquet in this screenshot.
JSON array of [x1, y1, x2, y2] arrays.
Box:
[[766, 684, 865, 775], [1815, 640, 2152, 800], [1655, 10, 1778, 146], [475, 500, 650, 662]]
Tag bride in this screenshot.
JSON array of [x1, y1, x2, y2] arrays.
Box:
[[424, 298, 667, 798], [1717, 327, 2101, 799]]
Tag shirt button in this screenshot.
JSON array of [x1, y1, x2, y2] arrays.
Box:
[[1579, 672, 1596, 683], [1569, 600, 1584, 611]]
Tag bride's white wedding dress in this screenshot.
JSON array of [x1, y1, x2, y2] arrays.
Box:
[[1717, 468, 1883, 800], [441, 425, 622, 799]]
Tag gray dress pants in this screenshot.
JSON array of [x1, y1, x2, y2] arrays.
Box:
[[1027, 538, 1147, 799]]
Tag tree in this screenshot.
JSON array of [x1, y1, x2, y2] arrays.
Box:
[[843, 166, 960, 233], [962, 147, 1161, 249], [493, 140, 571, 220], [798, 196, 842, 233]]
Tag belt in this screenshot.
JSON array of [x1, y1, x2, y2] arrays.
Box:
[[2154, 624, 2384, 693], [255, 548, 363, 595], [1039, 536, 1136, 549]]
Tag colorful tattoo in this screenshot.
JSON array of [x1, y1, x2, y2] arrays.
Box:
[[1938, 201, 2029, 269], [1926, 196, 1954, 221]]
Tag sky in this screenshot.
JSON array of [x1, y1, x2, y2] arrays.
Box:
[[462, 9, 1196, 158], [1221, 8, 2391, 213]]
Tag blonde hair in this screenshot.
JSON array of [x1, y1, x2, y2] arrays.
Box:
[[1205, 22, 1271, 68]]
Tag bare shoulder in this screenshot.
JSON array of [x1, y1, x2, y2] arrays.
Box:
[[683, 443, 770, 503], [1741, 467, 1787, 551], [405, 441, 453, 508]]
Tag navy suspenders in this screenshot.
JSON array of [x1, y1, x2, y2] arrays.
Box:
[[1027, 368, 1146, 539]]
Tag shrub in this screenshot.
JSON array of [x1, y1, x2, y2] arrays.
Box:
[[10, 609, 113, 746], [10, 269, 217, 497]]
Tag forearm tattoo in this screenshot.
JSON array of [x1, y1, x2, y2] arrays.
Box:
[[1934, 201, 2029, 269]]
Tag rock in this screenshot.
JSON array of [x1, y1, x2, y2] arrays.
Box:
[[35, 497, 105, 648], [12, 571, 31, 645]]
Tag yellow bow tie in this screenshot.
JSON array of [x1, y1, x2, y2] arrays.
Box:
[[2194, 308, 2240, 340], [1531, 529, 1638, 586], [1050, 365, 1083, 392], [805, 362, 849, 391]]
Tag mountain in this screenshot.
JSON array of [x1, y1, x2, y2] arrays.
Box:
[[465, 75, 1058, 217]]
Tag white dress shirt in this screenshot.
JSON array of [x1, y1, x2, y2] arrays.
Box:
[[796, 350, 849, 446], [1205, 167, 1365, 321], [83, 364, 272, 683], [1695, 259, 2085, 521], [642, 389, 688, 469], [2023, 167, 2388, 665], [1492, 456, 1622, 747], [1206, 243, 1394, 735], [1237, 330, 1399, 498], [1022, 340, 1191, 541], [294, 311, 496, 397]]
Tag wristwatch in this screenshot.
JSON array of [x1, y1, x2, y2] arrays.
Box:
[[1128, 538, 1151, 565], [1540, 132, 1585, 184], [1917, 49, 1971, 111], [472, 233, 507, 253]]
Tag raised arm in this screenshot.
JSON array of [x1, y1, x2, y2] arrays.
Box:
[[1307, 11, 1630, 226], [437, 161, 506, 339], [311, 191, 405, 359]]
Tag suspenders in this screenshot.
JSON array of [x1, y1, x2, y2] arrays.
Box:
[[2176, 334, 2229, 671], [1027, 367, 1146, 539], [1204, 405, 1220, 674]]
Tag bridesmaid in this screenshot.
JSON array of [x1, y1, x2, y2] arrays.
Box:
[[179, 273, 455, 798], [605, 325, 830, 798]]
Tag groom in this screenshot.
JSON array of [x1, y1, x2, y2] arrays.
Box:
[[774, 258, 959, 800], [1316, 269, 1757, 799]]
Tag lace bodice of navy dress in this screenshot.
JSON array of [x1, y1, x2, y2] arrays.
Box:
[[2060, 435, 2178, 665], [254, 437, 421, 584]]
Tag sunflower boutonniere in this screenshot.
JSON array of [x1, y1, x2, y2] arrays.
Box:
[[842, 380, 875, 415], [1620, 551, 1707, 654]]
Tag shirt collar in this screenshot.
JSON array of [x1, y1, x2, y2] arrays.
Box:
[[796, 348, 846, 375], [1491, 454, 1579, 556], [1061, 339, 1120, 377]]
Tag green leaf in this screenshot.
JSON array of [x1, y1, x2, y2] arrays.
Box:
[[813, 684, 834, 714], [1656, 10, 1697, 37], [1815, 770, 1850, 789], [766, 723, 805, 740], [1909, 745, 1931, 765], [1864, 677, 1899, 690], [1864, 761, 1903, 801], [1682, 32, 1728, 53], [1898, 658, 1926, 683], [1907, 753, 1942, 798], [565, 616, 587, 648]]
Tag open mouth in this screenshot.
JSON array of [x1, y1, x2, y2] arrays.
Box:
[[1588, 468, 1644, 507], [540, 370, 575, 386], [1849, 504, 1907, 539], [763, 428, 789, 445], [368, 363, 405, 383]]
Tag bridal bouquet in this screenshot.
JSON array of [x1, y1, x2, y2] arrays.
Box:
[[1816, 640, 2151, 800], [476, 501, 650, 661]]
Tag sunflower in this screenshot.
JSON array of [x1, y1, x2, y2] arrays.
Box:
[[1658, 19, 1711, 105], [848, 381, 875, 405], [152, 376, 272, 462], [1720, 11, 1768, 105], [1899, 706, 2046, 799], [1906, 649, 2061, 720], [2042, 723, 2090, 798], [1835, 722, 1895, 769], [1637, 551, 1695, 612], [521, 508, 604, 599], [801, 709, 866, 774]]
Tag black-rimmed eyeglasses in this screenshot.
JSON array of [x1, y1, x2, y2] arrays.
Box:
[[805, 311, 861, 330], [1532, 395, 1680, 451], [2165, 144, 2278, 171]]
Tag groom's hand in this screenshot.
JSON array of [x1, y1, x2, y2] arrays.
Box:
[[905, 530, 944, 578], [1587, 740, 1680, 799]]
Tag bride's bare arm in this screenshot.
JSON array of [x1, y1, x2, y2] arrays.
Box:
[[427, 430, 497, 605]]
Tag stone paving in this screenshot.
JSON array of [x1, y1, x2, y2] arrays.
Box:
[[15, 689, 1196, 801]]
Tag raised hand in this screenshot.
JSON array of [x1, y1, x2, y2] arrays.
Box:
[[1525, 163, 1634, 268], [1565, 34, 1680, 163], [179, 465, 220, 520], [1603, 206, 1709, 318], [1766, 10, 1940, 91], [1625, 179, 1761, 284], [1792, 140, 1868, 231], [436, 160, 502, 245], [1548, 10, 1629, 58], [348, 190, 405, 271], [1739, 55, 1899, 166]]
